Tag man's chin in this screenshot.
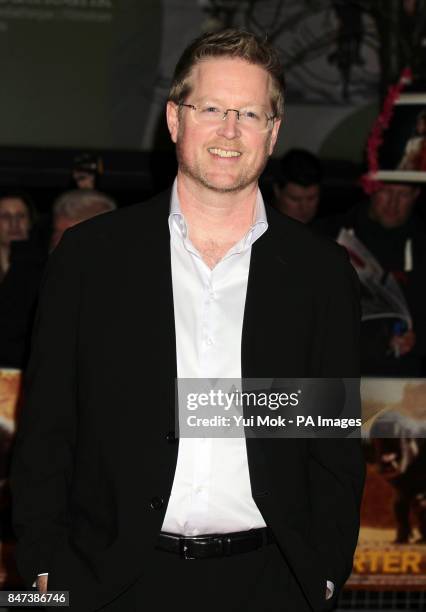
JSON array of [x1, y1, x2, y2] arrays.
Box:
[[380, 217, 404, 229], [199, 173, 252, 193], [179, 162, 257, 193], [206, 183, 246, 194]]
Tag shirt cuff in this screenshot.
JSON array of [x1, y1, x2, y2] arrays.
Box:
[[326, 580, 334, 600], [32, 573, 48, 588]]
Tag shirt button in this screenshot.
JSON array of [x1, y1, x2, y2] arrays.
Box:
[[150, 496, 164, 510], [165, 431, 177, 444]]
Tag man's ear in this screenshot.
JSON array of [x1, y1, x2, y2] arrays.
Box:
[[268, 118, 282, 156], [166, 101, 179, 144]]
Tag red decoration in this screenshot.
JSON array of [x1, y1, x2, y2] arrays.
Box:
[[360, 67, 413, 195]]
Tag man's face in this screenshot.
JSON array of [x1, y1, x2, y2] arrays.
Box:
[[0, 197, 31, 248], [369, 184, 419, 229], [50, 205, 110, 251], [166, 57, 281, 194], [416, 116, 426, 135], [73, 171, 96, 190], [274, 182, 320, 223], [50, 216, 77, 251], [403, 0, 417, 15]]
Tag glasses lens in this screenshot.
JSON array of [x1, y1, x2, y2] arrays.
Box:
[[196, 105, 223, 123], [190, 104, 272, 131], [239, 110, 269, 131]]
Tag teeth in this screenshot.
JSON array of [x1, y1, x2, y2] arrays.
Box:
[[208, 148, 241, 158]]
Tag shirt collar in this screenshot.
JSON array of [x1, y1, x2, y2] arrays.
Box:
[[168, 178, 268, 249]]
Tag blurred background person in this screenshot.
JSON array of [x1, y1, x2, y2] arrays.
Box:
[[318, 182, 426, 376], [50, 189, 116, 251], [0, 192, 45, 369], [315, 71, 426, 377], [71, 152, 104, 190], [0, 193, 32, 282], [273, 148, 323, 224], [398, 108, 426, 171]]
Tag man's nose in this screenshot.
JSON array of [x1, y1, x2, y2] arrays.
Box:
[[216, 110, 241, 138], [10, 216, 21, 231], [386, 194, 400, 210]]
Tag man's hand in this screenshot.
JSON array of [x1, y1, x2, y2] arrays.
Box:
[[389, 330, 416, 356], [37, 575, 48, 593], [326, 580, 334, 600]]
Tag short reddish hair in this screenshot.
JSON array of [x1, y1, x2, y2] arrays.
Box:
[[168, 28, 285, 119]]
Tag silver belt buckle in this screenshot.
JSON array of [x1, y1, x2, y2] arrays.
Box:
[[181, 539, 196, 560]]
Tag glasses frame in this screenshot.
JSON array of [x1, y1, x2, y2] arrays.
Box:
[[178, 103, 276, 130]]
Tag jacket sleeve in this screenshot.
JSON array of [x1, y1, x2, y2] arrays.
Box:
[[10, 229, 81, 587], [308, 249, 366, 600]]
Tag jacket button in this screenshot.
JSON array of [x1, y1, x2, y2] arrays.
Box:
[[150, 496, 164, 510], [165, 431, 177, 443]]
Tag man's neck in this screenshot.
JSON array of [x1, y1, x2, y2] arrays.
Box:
[[176, 172, 258, 247]]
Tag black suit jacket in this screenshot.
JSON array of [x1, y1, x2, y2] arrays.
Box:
[[11, 189, 365, 611]]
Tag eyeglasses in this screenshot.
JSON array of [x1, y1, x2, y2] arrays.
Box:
[[179, 103, 276, 132]]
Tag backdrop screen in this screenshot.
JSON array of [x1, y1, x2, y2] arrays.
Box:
[[0, 0, 162, 150]]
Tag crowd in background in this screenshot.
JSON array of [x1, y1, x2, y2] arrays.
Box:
[[0, 154, 117, 370], [0, 149, 425, 377]]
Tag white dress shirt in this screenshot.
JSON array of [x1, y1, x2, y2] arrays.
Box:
[[160, 181, 333, 600], [161, 180, 267, 535]]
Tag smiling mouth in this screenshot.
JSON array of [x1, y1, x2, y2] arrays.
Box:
[[208, 147, 242, 158]]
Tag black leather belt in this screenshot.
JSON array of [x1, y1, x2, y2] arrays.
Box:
[[156, 527, 275, 559]]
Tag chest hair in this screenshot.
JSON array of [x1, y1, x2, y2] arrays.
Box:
[[193, 238, 236, 269]]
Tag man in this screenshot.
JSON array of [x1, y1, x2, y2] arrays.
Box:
[[319, 182, 426, 376], [71, 153, 103, 190], [0, 192, 45, 368], [0, 193, 32, 281], [273, 149, 322, 224], [11, 29, 365, 611], [50, 189, 116, 251]]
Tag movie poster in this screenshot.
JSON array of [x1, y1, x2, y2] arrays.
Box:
[[376, 92, 426, 183], [347, 378, 426, 589], [0, 369, 22, 588]]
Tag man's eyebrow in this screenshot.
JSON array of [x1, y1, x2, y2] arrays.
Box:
[[194, 97, 225, 105], [195, 96, 266, 108]]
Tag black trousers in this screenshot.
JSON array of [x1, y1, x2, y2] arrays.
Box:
[[96, 542, 314, 612]]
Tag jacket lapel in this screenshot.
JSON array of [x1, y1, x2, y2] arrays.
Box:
[[119, 189, 177, 435], [242, 206, 291, 379]]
